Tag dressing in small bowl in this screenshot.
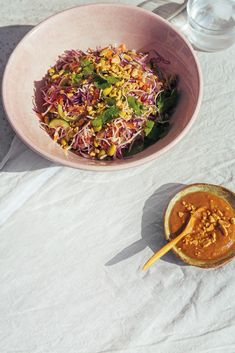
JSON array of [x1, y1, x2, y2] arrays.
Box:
[[164, 184, 235, 268]]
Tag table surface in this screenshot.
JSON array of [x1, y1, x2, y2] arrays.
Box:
[[1, 1, 235, 353]]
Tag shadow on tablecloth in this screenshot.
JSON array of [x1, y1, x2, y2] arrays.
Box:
[[0, 25, 33, 161], [106, 182, 188, 267], [0, 25, 57, 172]]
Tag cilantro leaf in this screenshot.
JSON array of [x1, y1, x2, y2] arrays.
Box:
[[94, 75, 110, 89], [105, 76, 120, 84], [99, 106, 120, 124], [106, 97, 116, 106], [71, 73, 83, 85], [80, 58, 93, 67], [146, 121, 170, 141], [127, 96, 144, 116], [157, 88, 179, 114], [82, 65, 94, 76], [144, 120, 155, 136], [77, 58, 95, 77], [123, 140, 144, 157], [94, 74, 120, 89], [91, 118, 103, 127]]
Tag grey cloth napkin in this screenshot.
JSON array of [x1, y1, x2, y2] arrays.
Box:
[[138, 0, 187, 20]]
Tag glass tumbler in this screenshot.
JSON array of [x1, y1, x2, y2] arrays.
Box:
[[187, 0, 235, 51]]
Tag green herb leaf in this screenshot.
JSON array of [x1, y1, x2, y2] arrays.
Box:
[[127, 96, 144, 116], [71, 73, 83, 85], [105, 76, 120, 84], [82, 65, 95, 76], [157, 88, 179, 114], [94, 75, 110, 89], [146, 121, 170, 141], [94, 74, 120, 89], [106, 97, 116, 106], [80, 58, 93, 67], [100, 106, 120, 124], [91, 118, 103, 127], [144, 120, 155, 136], [77, 58, 95, 77], [123, 140, 144, 157]]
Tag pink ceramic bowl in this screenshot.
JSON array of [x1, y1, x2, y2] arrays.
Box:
[[2, 4, 202, 171]]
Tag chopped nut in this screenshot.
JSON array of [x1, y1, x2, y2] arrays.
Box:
[[217, 210, 223, 217], [212, 232, 216, 242], [209, 215, 216, 223], [203, 241, 212, 248], [230, 218, 235, 225], [206, 224, 214, 232], [191, 240, 199, 246], [212, 213, 220, 221], [182, 201, 186, 206], [219, 220, 230, 228], [218, 220, 229, 236], [178, 211, 184, 218]]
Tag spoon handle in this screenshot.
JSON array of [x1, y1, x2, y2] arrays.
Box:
[[142, 231, 187, 270]]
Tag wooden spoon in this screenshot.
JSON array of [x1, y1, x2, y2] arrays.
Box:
[[142, 207, 205, 270]]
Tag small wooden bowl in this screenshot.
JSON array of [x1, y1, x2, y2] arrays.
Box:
[[164, 183, 235, 268]]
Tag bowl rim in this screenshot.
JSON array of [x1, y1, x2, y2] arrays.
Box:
[[2, 3, 203, 171], [164, 182, 235, 268]]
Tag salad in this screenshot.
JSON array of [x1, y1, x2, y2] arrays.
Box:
[[36, 44, 178, 160]]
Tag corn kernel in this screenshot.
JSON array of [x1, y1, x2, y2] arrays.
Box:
[[103, 86, 113, 96], [52, 74, 60, 79], [61, 138, 67, 146], [123, 54, 132, 61], [94, 126, 102, 132], [107, 144, 116, 156], [94, 139, 99, 148], [98, 150, 106, 159], [48, 68, 55, 75]]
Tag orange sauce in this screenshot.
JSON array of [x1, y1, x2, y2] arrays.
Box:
[[169, 191, 235, 260]]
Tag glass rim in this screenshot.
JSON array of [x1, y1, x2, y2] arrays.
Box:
[[187, 0, 235, 34]]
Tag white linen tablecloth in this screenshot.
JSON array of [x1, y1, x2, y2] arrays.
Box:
[[0, 1, 235, 353]]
